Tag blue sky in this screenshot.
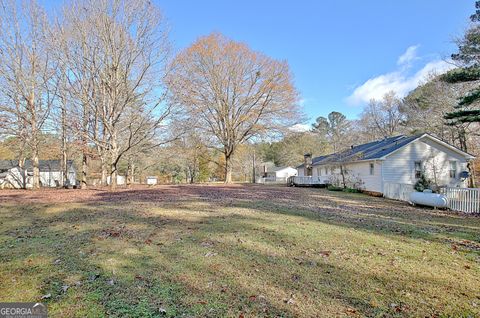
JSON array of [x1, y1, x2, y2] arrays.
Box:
[[43, 1, 473, 124]]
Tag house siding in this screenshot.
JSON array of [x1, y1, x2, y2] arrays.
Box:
[[273, 167, 297, 179], [382, 137, 468, 187], [1, 166, 76, 189], [295, 135, 472, 192], [343, 161, 383, 193], [296, 161, 382, 192]]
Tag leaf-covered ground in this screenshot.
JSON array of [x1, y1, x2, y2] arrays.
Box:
[[0, 184, 479, 317]]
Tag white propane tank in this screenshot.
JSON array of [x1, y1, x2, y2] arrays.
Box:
[[409, 191, 448, 208]]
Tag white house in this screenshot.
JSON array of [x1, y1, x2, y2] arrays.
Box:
[[296, 134, 475, 194], [0, 160, 77, 189], [258, 166, 297, 183], [266, 166, 297, 180]]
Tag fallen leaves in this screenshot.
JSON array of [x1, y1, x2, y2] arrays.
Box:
[[204, 251, 218, 257], [319, 250, 331, 257]]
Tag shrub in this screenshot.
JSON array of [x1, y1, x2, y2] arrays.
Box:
[[327, 185, 343, 191], [414, 173, 432, 192], [343, 187, 361, 193]]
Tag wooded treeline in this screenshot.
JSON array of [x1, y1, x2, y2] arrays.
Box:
[[0, 0, 300, 188], [0, 0, 479, 188]]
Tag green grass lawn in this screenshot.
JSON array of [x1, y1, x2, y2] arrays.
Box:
[[0, 185, 479, 317]]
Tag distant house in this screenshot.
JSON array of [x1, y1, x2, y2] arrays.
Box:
[[296, 134, 475, 193], [0, 160, 76, 189], [106, 175, 126, 186], [259, 166, 297, 183]]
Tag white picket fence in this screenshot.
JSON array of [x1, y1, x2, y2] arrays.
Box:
[[290, 176, 324, 186], [257, 176, 287, 184], [384, 182, 480, 214], [383, 182, 414, 202], [441, 187, 480, 214]]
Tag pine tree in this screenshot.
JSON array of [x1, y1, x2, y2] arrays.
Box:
[[443, 1, 480, 124]]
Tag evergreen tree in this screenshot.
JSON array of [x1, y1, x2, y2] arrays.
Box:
[[443, 1, 480, 124]]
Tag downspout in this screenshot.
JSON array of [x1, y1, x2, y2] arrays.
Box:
[[380, 159, 385, 195]]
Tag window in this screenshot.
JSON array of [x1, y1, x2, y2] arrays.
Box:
[[325, 167, 328, 175], [414, 161, 422, 179], [369, 163, 374, 175], [317, 167, 321, 176], [449, 161, 457, 178]]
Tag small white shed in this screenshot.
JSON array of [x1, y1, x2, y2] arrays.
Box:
[[260, 166, 298, 183], [146, 176, 158, 185]]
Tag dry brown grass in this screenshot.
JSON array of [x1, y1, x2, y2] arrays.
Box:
[[0, 184, 479, 317]]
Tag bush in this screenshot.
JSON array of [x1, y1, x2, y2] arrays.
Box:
[[414, 173, 432, 192], [327, 185, 343, 191], [343, 187, 361, 193]]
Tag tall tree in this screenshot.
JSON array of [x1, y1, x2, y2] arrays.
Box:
[[165, 33, 300, 183], [0, 0, 57, 189], [402, 75, 476, 152], [443, 1, 480, 124], [312, 111, 351, 152], [57, 0, 173, 189], [360, 91, 405, 139]]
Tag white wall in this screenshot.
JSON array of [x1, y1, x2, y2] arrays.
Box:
[[0, 167, 25, 189], [382, 137, 468, 187], [275, 167, 297, 178], [297, 167, 304, 177], [343, 161, 383, 192], [0, 167, 76, 188], [107, 175, 126, 185], [309, 162, 382, 192]]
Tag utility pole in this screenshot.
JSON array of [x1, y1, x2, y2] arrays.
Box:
[[252, 148, 256, 184]]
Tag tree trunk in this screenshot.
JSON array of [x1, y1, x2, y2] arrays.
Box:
[[101, 158, 107, 186], [224, 153, 232, 183], [110, 164, 117, 190], [126, 159, 134, 188], [109, 142, 118, 190], [61, 104, 67, 187], [468, 161, 476, 188], [340, 166, 346, 189], [32, 140, 40, 189], [28, 91, 40, 190], [81, 153, 88, 189], [81, 104, 89, 189], [18, 156, 26, 189], [252, 150, 256, 184]]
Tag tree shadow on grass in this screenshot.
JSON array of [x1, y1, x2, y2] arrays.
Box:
[[1, 198, 479, 317]]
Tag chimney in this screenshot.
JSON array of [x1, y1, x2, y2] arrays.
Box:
[[304, 153, 312, 176]]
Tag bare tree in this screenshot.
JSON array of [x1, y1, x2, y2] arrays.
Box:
[[0, 0, 57, 189], [401, 75, 478, 152], [165, 33, 301, 183], [56, 0, 173, 189], [360, 91, 404, 139]]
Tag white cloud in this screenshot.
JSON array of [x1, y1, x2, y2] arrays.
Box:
[[397, 45, 420, 66], [346, 47, 455, 106], [289, 123, 311, 133]]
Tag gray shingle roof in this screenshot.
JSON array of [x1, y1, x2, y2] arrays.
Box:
[[297, 134, 422, 168], [0, 160, 74, 172]]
